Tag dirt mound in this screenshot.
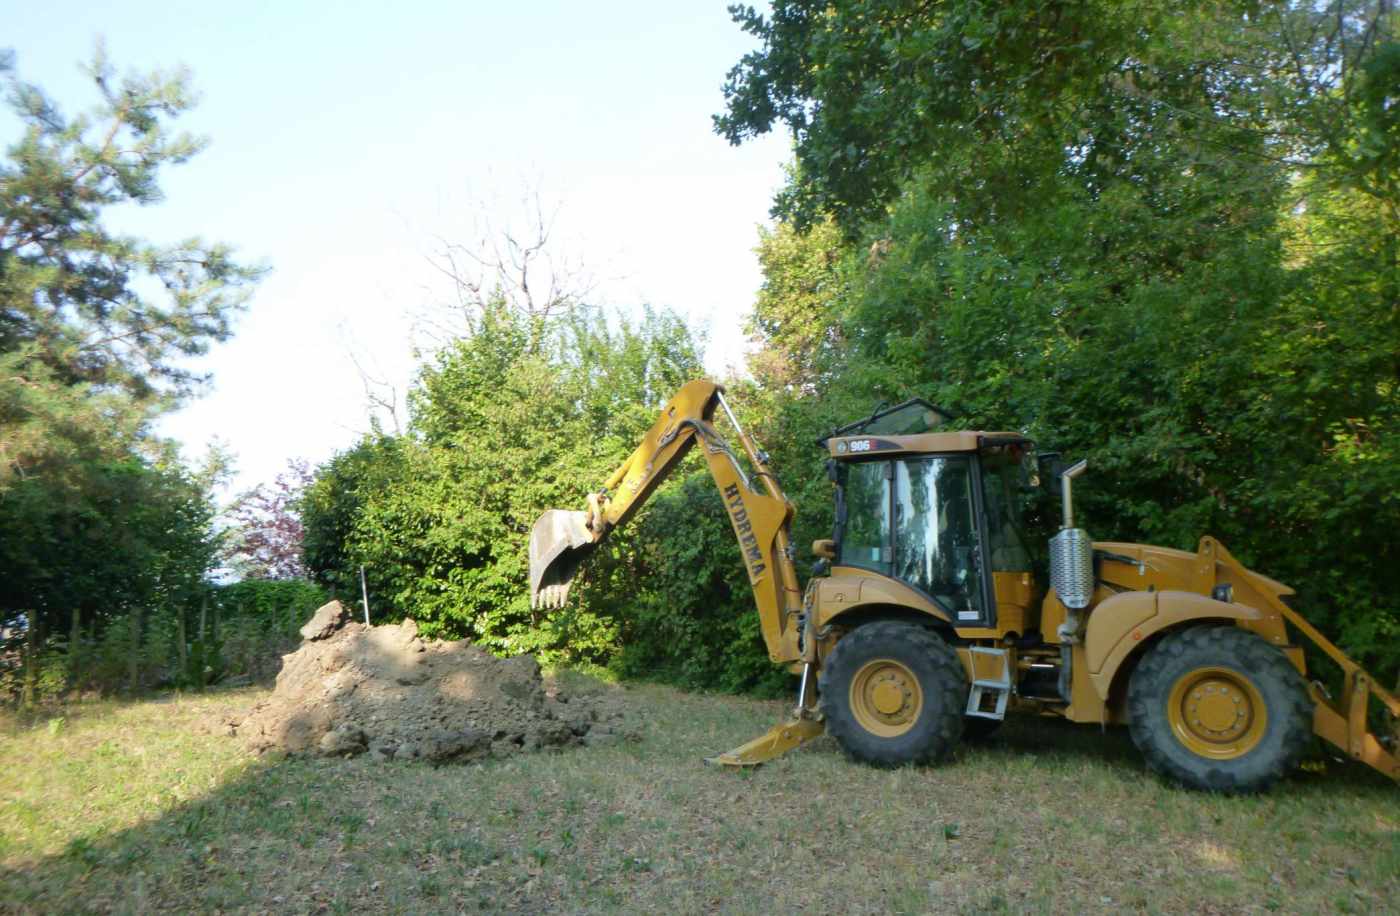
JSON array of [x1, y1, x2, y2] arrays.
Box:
[[225, 601, 629, 762]]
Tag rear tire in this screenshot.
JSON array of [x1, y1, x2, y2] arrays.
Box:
[[819, 621, 966, 766], [1127, 626, 1311, 793]]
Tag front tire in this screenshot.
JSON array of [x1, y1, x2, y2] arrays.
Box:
[[819, 621, 966, 766], [1127, 626, 1311, 793]]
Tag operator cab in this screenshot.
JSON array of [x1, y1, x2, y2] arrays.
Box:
[[821, 400, 1038, 630]]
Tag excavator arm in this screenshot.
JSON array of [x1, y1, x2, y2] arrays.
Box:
[[528, 380, 806, 668]]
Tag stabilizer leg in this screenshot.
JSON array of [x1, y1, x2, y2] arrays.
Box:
[[706, 661, 824, 767]]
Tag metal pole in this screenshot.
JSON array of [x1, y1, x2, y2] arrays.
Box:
[[359, 565, 371, 626]]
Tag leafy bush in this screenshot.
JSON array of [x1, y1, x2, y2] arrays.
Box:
[[302, 302, 708, 669]]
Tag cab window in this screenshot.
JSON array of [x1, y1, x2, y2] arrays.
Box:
[[840, 460, 889, 571], [980, 456, 1033, 573]]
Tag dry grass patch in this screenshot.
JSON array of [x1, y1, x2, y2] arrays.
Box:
[[1, 681, 1395, 914]]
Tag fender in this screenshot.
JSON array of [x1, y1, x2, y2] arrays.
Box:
[[814, 569, 953, 630], [1085, 590, 1265, 701]]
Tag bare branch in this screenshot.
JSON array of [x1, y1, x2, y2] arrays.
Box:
[[413, 186, 595, 348], [346, 348, 403, 436]]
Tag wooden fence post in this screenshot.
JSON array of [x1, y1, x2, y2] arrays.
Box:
[[127, 607, 143, 694], [69, 606, 82, 696], [176, 603, 188, 686], [198, 596, 209, 691]]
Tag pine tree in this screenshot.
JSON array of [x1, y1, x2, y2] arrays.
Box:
[[0, 45, 262, 485]]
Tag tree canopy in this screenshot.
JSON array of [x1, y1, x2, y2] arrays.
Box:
[[715, 1, 1399, 686], [717, 2, 1398, 234]]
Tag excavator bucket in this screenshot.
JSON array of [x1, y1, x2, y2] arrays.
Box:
[[529, 510, 596, 609], [704, 717, 825, 767]]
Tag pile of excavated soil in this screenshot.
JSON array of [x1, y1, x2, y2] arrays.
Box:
[[221, 601, 630, 762]]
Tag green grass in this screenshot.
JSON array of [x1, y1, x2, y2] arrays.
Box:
[[1, 684, 1396, 914]]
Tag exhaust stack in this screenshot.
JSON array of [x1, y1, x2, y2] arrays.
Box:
[[1059, 459, 1088, 528], [1049, 460, 1093, 612]]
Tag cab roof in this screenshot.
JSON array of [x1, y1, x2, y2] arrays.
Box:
[[827, 431, 1031, 459]]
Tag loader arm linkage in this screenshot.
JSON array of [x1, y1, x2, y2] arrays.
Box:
[[1198, 539, 1399, 781], [1279, 599, 1399, 781], [529, 380, 804, 669]]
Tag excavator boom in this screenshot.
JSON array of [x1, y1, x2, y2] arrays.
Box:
[[527, 380, 805, 669], [527, 380, 822, 766]]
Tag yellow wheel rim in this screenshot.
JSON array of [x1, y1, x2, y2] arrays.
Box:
[[1166, 666, 1268, 759], [850, 658, 923, 738]]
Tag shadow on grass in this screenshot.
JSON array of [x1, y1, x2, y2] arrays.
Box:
[[963, 708, 1398, 796], [0, 705, 572, 913], [0, 621, 605, 914], [2, 678, 1395, 915]]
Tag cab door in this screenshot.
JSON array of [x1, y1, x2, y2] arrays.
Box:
[[837, 456, 995, 628]]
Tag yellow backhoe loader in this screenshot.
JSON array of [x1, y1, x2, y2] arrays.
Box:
[[529, 380, 1399, 792]]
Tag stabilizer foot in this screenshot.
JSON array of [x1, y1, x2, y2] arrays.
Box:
[[704, 716, 825, 767]]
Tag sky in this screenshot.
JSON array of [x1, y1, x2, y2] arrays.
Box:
[[3, 1, 790, 495]]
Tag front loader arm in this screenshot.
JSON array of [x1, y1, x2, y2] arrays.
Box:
[[528, 380, 805, 665]]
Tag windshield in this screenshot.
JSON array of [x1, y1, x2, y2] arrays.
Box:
[[894, 457, 984, 619]]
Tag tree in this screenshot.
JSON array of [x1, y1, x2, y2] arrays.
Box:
[[0, 47, 257, 700], [417, 191, 592, 354], [746, 214, 845, 393], [0, 45, 261, 485], [224, 460, 314, 580], [299, 433, 409, 600], [716, 2, 1397, 232], [0, 454, 219, 646]]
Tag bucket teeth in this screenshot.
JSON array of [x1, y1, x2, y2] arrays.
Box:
[[534, 582, 572, 609]]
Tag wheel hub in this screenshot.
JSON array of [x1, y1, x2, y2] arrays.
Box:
[[1167, 666, 1267, 759], [872, 679, 906, 715], [850, 659, 924, 738]]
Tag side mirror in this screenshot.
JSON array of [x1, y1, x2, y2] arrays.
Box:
[[812, 538, 837, 560]]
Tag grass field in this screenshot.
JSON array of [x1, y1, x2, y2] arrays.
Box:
[[1, 681, 1396, 914]]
